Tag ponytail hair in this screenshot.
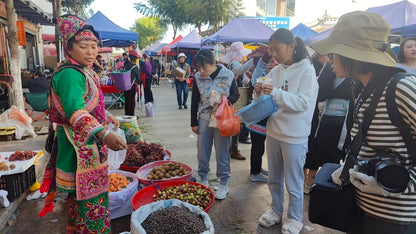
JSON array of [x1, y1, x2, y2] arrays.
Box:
[[269, 28, 310, 63]]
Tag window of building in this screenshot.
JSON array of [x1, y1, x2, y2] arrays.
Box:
[[276, 0, 296, 17], [266, 0, 276, 16]]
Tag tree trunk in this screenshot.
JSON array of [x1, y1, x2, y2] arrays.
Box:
[[172, 25, 177, 40], [52, 0, 62, 62], [5, 0, 23, 109], [196, 23, 202, 34]]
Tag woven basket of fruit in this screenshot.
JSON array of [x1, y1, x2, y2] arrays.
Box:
[[132, 181, 215, 212], [119, 142, 171, 173], [136, 161, 193, 185]]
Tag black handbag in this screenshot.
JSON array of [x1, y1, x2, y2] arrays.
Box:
[[308, 75, 391, 232], [308, 163, 358, 232]]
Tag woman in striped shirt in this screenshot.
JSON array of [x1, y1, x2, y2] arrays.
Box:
[[312, 11, 416, 234]]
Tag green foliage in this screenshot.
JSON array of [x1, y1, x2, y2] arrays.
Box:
[[61, 0, 95, 19], [132, 16, 167, 50], [134, 0, 187, 39], [135, 0, 245, 35]]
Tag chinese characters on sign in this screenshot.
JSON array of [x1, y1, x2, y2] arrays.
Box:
[[256, 17, 290, 30], [16, 21, 26, 46]]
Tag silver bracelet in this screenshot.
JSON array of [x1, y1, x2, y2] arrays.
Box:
[[102, 129, 111, 142]]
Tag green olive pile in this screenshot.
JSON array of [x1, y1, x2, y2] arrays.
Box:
[[147, 162, 189, 180], [152, 183, 213, 210]]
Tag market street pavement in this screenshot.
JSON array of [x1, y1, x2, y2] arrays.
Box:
[[1, 81, 342, 234]]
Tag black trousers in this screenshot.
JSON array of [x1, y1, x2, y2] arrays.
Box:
[[250, 131, 266, 175], [124, 83, 137, 116], [144, 78, 154, 103]]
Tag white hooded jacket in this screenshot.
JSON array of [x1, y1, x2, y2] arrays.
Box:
[[254, 58, 318, 144]]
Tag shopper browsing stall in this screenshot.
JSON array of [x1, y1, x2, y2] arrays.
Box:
[[312, 11, 416, 233], [123, 50, 141, 116], [254, 28, 318, 234], [190, 49, 239, 200]]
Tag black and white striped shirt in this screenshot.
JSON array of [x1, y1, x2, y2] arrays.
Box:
[[351, 75, 416, 223]]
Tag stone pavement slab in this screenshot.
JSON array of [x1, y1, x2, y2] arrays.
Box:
[[1, 84, 343, 233]]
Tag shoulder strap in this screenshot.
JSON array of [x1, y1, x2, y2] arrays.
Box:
[[340, 75, 391, 185], [385, 73, 416, 161]]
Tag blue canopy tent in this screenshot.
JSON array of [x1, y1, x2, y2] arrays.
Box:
[[86, 11, 138, 47], [201, 18, 274, 44], [304, 27, 333, 45], [147, 43, 167, 56], [392, 24, 416, 36], [171, 30, 203, 49], [306, 0, 416, 45], [143, 41, 162, 55], [367, 0, 416, 30], [290, 23, 316, 41]]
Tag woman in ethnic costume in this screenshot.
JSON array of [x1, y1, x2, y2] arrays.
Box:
[[38, 15, 127, 233]]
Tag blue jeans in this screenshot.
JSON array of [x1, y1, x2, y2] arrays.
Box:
[[266, 136, 307, 221], [175, 81, 188, 106], [197, 119, 231, 185]]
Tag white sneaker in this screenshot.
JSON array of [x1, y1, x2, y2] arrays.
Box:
[[261, 168, 268, 176], [259, 209, 281, 227], [215, 184, 229, 200], [250, 173, 268, 182], [201, 180, 209, 188], [282, 218, 303, 234], [0, 190, 10, 208]]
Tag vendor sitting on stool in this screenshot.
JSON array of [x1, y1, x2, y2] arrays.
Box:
[[22, 71, 49, 93]]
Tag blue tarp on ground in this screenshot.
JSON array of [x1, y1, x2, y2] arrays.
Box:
[[201, 18, 274, 44], [86, 11, 138, 47], [291, 23, 317, 41]]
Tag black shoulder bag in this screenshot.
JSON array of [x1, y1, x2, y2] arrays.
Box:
[[308, 75, 390, 232]]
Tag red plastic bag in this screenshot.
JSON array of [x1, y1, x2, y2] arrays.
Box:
[[215, 96, 240, 137]]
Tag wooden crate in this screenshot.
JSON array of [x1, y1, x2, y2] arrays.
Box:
[[0, 127, 15, 141]]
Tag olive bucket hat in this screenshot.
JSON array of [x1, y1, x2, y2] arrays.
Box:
[[311, 11, 396, 67]]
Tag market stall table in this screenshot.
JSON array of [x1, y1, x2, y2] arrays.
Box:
[[101, 85, 125, 110]]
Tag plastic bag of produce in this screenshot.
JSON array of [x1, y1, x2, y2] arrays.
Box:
[[107, 126, 127, 170], [131, 199, 214, 234], [0, 105, 36, 139], [108, 170, 138, 211], [117, 116, 144, 143]]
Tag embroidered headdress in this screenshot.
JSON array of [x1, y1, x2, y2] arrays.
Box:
[[56, 14, 99, 53]]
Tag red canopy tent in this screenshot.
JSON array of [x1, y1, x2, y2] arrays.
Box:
[[157, 36, 183, 56]]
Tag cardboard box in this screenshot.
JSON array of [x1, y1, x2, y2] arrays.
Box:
[[173, 67, 185, 77]]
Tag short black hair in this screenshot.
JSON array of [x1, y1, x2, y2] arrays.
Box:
[[122, 53, 128, 57], [194, 49, 215, 68], [34, 71, 44, 77], [96, 55, 102, 59]]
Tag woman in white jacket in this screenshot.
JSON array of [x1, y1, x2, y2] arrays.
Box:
[[255, 28, 318, 234]]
